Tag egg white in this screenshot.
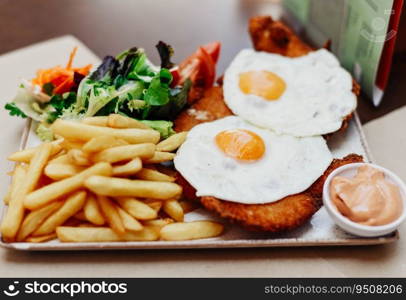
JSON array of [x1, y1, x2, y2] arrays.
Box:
[[223, 49, 357, 137], [174, 116, 333, 204]]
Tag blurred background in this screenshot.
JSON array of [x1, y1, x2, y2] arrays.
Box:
[[0, 0, 404, 123]]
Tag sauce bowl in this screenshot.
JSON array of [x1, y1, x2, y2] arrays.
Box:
[[323, 162, 406, 237]]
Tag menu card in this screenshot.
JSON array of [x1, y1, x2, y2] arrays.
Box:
[[283, 0, 404, 106]]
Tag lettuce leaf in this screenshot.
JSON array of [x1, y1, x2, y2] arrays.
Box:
[[144, 70, 172, 107], [140, 120, 175, 139], [7, 86, 45, 121], [5, 43, 191, 140], [156, 41, 175, 69], [36, 123, 54, 141]]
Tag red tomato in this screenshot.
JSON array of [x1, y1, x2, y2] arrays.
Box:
[[202, 41, 221, 64], [170, 66, 181, 87], [195, 47, 215, 88], [178, 41, 221, 88]]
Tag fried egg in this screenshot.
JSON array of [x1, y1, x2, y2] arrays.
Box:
[[223, 49, 357, 137], [174, 116, 333, 204]]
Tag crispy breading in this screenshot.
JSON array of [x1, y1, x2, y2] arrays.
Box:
[[176, 154, 363, 232], [174, 86, 232, 132], [175, 85, 357, 138], [249, 16, 313, 57], [173, 16, 364, 232], [173, 89, 363, 233]]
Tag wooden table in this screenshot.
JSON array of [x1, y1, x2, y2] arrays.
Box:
[[0, 0, 405, 123]]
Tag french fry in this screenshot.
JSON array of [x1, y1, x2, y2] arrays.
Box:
[[56, 226, 159, 242], [112, 158, 142, 176], [143, 151, 175, 164], [25, 233, 57, 243], [160, 221, 224, 241], [4, 164, 26, 205], [48, 153, 71, 164], [67, 149, 90, 166], [92, 143, 155, 163], [117, 207, 143, 232], [44, 163, 85, 180], [16, 201, 63, 241], [83, 194, 105, 225], [82, 116, 109, 127], [143, 218, 174, 228], [156, 132, 188, 152], [135, 168, 175, 182], [8, 140, 61, 163], [24, 162, 112, 210], [3, 167, 14, 204], [33, 191, 87, 236], [1, 143, 53, 240], [52, 119, 160, 144], [163, 199, 184, 222], [51, 149, 67, 158], [144, 199, 163, 213], [85, 176, 182, 200], [3, 113, 226, 244], [60, 139, 84, 150], [116, 197, 157, 220], [82, 136, 128, 153], [97, 195, 125, 235], [107, 114, 150, 129]]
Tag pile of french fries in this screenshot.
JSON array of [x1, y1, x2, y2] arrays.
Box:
[[1, 114, 223, 243]]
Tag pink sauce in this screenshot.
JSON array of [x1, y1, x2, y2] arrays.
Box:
[[330, 165, 403, 226]]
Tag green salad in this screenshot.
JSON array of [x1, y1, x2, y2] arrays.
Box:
[[5, 42, 192, 140]]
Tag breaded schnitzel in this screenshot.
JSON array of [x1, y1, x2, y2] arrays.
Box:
[[174, 86, 232, 132], [173, 86, 363, 231], [249, 15, 313, 57], [200, 154, 363, 232], [173, 16, 364, 232]]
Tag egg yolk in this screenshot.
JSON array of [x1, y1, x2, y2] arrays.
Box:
[[215, 129, 265, 162], [239, 70, 286, 100]]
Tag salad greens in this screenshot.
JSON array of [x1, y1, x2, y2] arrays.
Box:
[[156, 41, 175, 69], [4, 102, 27, 118], [5, 42, 191, 139]]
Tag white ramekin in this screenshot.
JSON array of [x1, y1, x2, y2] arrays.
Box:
[[323, 162, 406, 237]]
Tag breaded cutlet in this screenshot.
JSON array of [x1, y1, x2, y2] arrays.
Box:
[[249, 15, 314, 57], [200, 154, 363, 232], [174, 86, 232, 132], [173, 16, 364, 232], [173, 87, 363, 231]]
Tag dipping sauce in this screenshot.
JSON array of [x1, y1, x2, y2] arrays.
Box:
[[330, 165, 403, 226]]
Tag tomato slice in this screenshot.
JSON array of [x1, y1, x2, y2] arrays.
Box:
[[178, 42, 220, 88], [176, 41, 221, 103], [170, 66, 181, 87], [202, 41, 221, 64], [179, 56, 200, 84], [195, 47, 215, 88]]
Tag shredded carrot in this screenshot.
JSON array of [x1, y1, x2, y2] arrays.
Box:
[[66, 46, 78, 69], [31, 47, 92, 94]]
